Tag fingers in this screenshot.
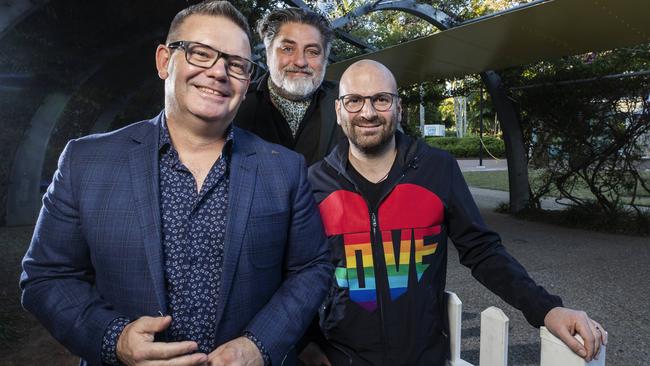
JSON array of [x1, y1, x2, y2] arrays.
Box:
[[118, 315, 207, 365], [553, 324, 588, 359], [544, 307, 608, 362], [207, 337, 263, 366], [142, 341, 201, 360], [594, 320, 608, 346], [574, 314, 606, 362], [581, 317, 600, 361], [149, 352, 209, 366], [135, 315, 173, 334], [123, 341, 207, 366], [591, 320, 608, 360]]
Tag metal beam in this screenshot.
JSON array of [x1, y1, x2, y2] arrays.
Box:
[[0, 0, 49, 40], [361, 0, 453, 30], [335, 29, 378, 53]]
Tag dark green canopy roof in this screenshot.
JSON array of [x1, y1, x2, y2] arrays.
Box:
[[326, 0, 650, 86]]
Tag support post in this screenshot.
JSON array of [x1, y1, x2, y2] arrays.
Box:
[[419, 84, 425, 135], [540, 327, 606, 366], [478, 87, 484, 167], [480, 306, 509, 366], [445, 292, 473, 366]]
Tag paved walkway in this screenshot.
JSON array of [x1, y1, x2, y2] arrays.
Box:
[[458, 159, 570, 210], [449, 191, 650, 366], [456, 158, 508, 172], [457, 158, 650, 172]]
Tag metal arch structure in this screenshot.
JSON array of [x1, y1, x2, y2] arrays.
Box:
[[285, 0, 452, 55], [329, 0, 454, 31], [6, 31, 166, 225], [0, 0, 50, 40], [284, 0, 532, 211]]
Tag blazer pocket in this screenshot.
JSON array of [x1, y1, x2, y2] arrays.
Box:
[[247, 211, 290, 268]]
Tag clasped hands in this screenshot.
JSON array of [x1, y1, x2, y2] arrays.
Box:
[[116, 316, 263, 366]]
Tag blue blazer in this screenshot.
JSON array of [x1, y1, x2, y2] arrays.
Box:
[[20, 112, 332, 366]]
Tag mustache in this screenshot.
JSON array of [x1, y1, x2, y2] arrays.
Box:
[[351, 115, 385, 126], [283, 66, 314, 75]]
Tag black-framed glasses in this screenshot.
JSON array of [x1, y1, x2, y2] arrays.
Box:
[[167, 40, 256, 81], [338, 92, 399, 113]]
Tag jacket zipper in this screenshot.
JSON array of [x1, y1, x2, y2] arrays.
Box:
[[368, 210, 389, 365], [366, 156, 417, 366], [329, 153, 419, 366]]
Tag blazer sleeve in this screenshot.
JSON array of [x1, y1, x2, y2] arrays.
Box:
[[244, 155, 333, 365], [445, 155, 562, 327], [20, 140, 124, 365]]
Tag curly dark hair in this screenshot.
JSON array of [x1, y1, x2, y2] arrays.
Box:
[[257, 7, 334, 57]]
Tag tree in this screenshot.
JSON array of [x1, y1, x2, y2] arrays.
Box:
[[502, 44, 650, 216]]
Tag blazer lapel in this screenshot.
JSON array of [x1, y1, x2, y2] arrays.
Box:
[[214, 127, 257, 328], [128, 114, 167, 313]]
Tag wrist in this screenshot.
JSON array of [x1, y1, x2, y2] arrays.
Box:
[[101, 317, 131, 365], [243, 331, 270, 366]]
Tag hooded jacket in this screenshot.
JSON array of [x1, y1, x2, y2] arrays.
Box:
[[307, 132, 562, 366]]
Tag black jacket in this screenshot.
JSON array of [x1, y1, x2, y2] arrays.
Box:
[[307, 132, 563, 366], [234, 73, 343, 165]]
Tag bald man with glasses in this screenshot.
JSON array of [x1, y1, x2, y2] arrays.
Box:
[[302, 59, 607, 366]]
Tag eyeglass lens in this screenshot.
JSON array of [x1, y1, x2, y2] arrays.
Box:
[[172, 41, 254, 79], [342, 93, 395, 112]]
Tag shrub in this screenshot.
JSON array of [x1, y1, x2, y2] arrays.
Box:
[[424, 135, 505, 158]]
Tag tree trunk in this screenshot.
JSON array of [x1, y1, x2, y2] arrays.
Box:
[[481, 71, 530, 212]]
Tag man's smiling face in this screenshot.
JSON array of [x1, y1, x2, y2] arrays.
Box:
[[157, 14, 251, 124], [266, 22, 326, 100]]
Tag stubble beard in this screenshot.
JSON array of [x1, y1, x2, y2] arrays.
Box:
[[348, 115, 397, 156]]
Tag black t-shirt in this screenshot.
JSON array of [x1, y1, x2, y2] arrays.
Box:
[[346, 158, 399, 210]]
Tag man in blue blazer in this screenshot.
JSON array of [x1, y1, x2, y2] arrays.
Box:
[[20, 2, 332, 366]]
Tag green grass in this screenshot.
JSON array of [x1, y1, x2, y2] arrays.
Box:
[[462, 171, 510, 191], [462, 170, 650, 207]]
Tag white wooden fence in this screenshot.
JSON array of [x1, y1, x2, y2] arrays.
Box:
[[445, 291, 606, 366]]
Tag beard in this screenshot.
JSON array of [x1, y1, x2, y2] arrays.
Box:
[[346, 114, 397, 156], [269, 65, 325, 100]]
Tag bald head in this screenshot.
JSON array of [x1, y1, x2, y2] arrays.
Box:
[[335, 59, 401, 156], [339, 60, 398, 96]]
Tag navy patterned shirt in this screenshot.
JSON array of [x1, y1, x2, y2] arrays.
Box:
[[101, 120, 269, 365]]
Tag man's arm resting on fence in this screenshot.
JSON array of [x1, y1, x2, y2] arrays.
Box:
[[544, 307, 608, 362]]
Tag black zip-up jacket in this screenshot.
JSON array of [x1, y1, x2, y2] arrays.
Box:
[[307, 132, 563, 366]]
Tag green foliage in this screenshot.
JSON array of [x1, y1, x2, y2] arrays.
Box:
[[299, 0, 529, 138], [425, 135, 505, 158], [502, 204, 650, 237], [499, 44, 650, 217]]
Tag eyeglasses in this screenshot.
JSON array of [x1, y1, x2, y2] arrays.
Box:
[[338, 92, 399, 113], [167, 40, 256, 81]]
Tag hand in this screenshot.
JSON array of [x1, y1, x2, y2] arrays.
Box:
[[117, 315, 208, 366], [298, 342, 331, 366], [207, 337, 263, 366], [544, 307, 608, 362]]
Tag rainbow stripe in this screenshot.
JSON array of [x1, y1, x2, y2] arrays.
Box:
[[336, 228, 439, 311]]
